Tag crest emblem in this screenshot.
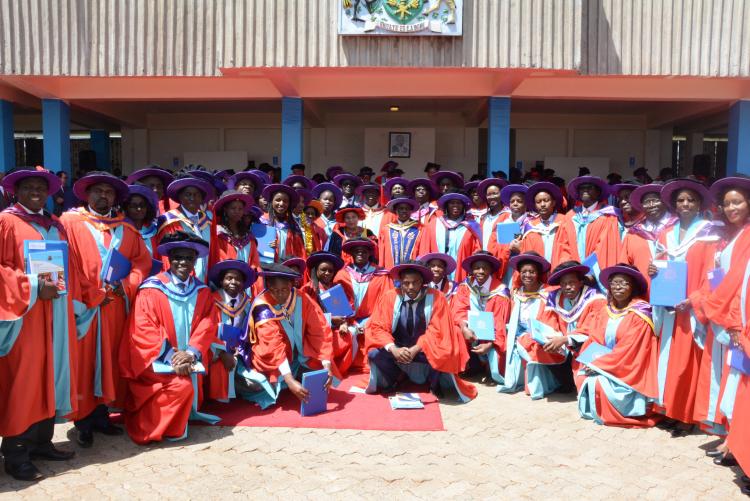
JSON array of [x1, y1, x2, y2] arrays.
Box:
[[383, 0, 424, 24]]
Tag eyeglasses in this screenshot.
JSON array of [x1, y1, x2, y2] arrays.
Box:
[[641, 199, 662, 207], [608, 279, 632, 289]]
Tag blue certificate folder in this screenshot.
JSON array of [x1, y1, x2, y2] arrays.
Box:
[[300, 369, 329, 416], [23, 240, 69, 294], [468, 311, 495, 341], [496, 221, 521, 244], [730, 347, 750, 376], [650, 260, 687, 307], [218, 323, 244, 352], [101, 247, 132, 284], [576, 342, 612, 367], [252, 223, 276, 263], [582, 252, 598, 271], [320, 284, 354, 317]]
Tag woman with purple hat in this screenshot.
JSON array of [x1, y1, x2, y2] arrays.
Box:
[[123, 184, 161, 260], [451, 251, 511, 384], [478, 179, 513, 250], [418, 193, 481, 283], [311, 182, 343, 241], [521, 182, 567, 270], [575, 264, 661, 428], [258, 184, 306, 263], [205, 259, 257, 404], [333, 173, 362, 208], [465, 180, 487, 220], [611, 181, 643, 241], [419, 252, 459, 305], [358, 182, 388, 236], [120, 231, 221, 444], [0, 167, 77, 481], [378, 197, 424, 270], [408, 178, 440, 225], [482, 183, 528, 286], [384, 176, 409, 202], [126, 166, 175, 214], [497, 252, 567, 400]]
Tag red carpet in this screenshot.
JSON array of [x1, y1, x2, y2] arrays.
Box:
[[197, 375, 444, 432]]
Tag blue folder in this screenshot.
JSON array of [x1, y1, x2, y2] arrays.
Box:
[[468, 311, 495, 341], [219, 323, 244, 352], [496, 221, 521, 245], [707, 267, 725, 291], [101, 247, 132, 284], [650, 260, 687, 307], [149, 258, 163, 277], [730, 347, 750, 376], [300, 369, 329, 416], [576, 342, 612, 367], [23, 240, 70, 295], [320, 284, 354, 317], [252, 223, 277, 263], [582, 252, 598, 272], [529, 319, 557, 345]]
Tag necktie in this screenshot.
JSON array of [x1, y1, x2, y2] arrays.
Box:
[[177, 282, 186, 292], [229, 298, 237, 308], [406, 300, 415, 333]]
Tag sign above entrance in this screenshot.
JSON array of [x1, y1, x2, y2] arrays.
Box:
[[339, 0, 463, 36]]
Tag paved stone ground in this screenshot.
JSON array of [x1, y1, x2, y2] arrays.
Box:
[[0, 382, 746, 499]]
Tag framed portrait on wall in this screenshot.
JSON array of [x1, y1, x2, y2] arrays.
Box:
[[389, 132, 411, 158]]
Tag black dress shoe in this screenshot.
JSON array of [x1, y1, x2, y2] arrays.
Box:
[[94, 424, 124, 436], [706, 448, 725, 457], [76, 429, 94, 448], [30, 444, 75, 461], [670, 426, 693, 438], [714, 454, 738, 467], [4, 461, 44, 482]]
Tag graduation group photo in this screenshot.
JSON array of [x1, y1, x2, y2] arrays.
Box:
[[2, 1, 750, 498]]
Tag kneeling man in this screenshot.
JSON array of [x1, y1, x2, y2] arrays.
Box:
[[365, 260, 477, 401]]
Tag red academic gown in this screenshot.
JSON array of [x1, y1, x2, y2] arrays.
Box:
[[727, 274, 750, 474], [0, 208, 79, 437], [512, 291, 568, 367], [332, 224, 378, 266], [334, 265, 393, 371], [119, 274, 219, 444], [418, 216, 481, 283], [575, 300, 661, 427], [485, 210, 516, 280], [365, 288, 477, 400], [558, 203, 621, 271], [205, 290, 251, 402], [520, 214, 567, 271], [61, 208, 151, 417], [378, 219, 423, 271]]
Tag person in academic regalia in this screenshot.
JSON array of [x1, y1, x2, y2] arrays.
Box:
[[126, 166, 175, 215], [365, 260, 477, 401], [0, 167, 78, 482], [300, 199, 327, 255], [420, 252, 459, 305], [61, 171, 152, 449], [123, 184, 161, 263], [205, 260, 256, 403], [451, 252, 512, 384], [691, 177, 750, 463], [520, 182, 567, 270], [258, 184, 306, 263], [334, 238, 392, 372], [234, 263, 338, 409], [648, 179, 719, 437], [496, 252, 567, 399], [378, 198, 424, 270], [312, 182, 343, 243], [431, 171, 465, 196], [465, 181, 488, 220], [408, 178, 440, 225], [418, 193, 481, 283], [207, 190, 260, 273], [485, 182, 528, 285], [119, 232, 221, 444], [358, 183, 389, 238], [575, 265, 661, 428], [331, 207, 377, 263], [155, 175, 217, 282], [334, 173, 362, 208]]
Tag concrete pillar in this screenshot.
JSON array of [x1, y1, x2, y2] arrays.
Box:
[[90, 129, 110, 171], [42, 99, 71, 178], [487, 97, 511, 177], [728, 100, 750, 176], [281, 97, 303, 179], [0, 100, 13, 172]]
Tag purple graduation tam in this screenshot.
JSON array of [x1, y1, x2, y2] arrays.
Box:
[[508, 252, 551, 273], [249, 169, 272, 186], [283, 175, 315, 191], [356, 182, 381, 197], [312, 182, 343, 208], [126, 166, 174, 187], [461, 251, 502, 274], [599, 264, 648, 295], [567, 176, 610, 202], [188, 169, 227, 195], [209, 259, 257, 290], [547, 262, 591, 286], [326, 165, 345, 179], [526, 181, 563, 208], [333, 173, 362, 188], [612, 182, 641, 196], [628, 184, 662, 212], [710, 177, 750, 203], [660, 178, 711, 211], [213, 190, 256, 215], [437, 192, 471, 211], [260, 262, 301, 281], [389, 261, 432, 284], [1, 166, 62, 195], [384, 177, 410, 200], [125, 184, 159, 212], [431, 171, 465, 189], [73, 171, 129, 204], [408, 178, 439, 200], [500, 184, 528, 206], [261, 183, 300, 208], [342, 237, 377, 255], [281, 258, 306, 274], [227, 171, 264, 197], [478, 178, 509, 202], [464, 181, 480, 194], [386, 197, 419, 212], [157, 231, 209, 258], [418, 252, 457, 275], [305, 251, 345, 273], [166, 176, 216, 202]]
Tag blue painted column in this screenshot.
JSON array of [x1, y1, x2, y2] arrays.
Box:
[[727, 100, 750, 176], [0, 100, 13, 173], [487, 97, 511, 177], [90, 130, 111, 171], [42, 99, 71, 178], [281, 97, 303, 180]]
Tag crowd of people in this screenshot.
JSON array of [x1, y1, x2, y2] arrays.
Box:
[[0, 160, 748, 495]]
